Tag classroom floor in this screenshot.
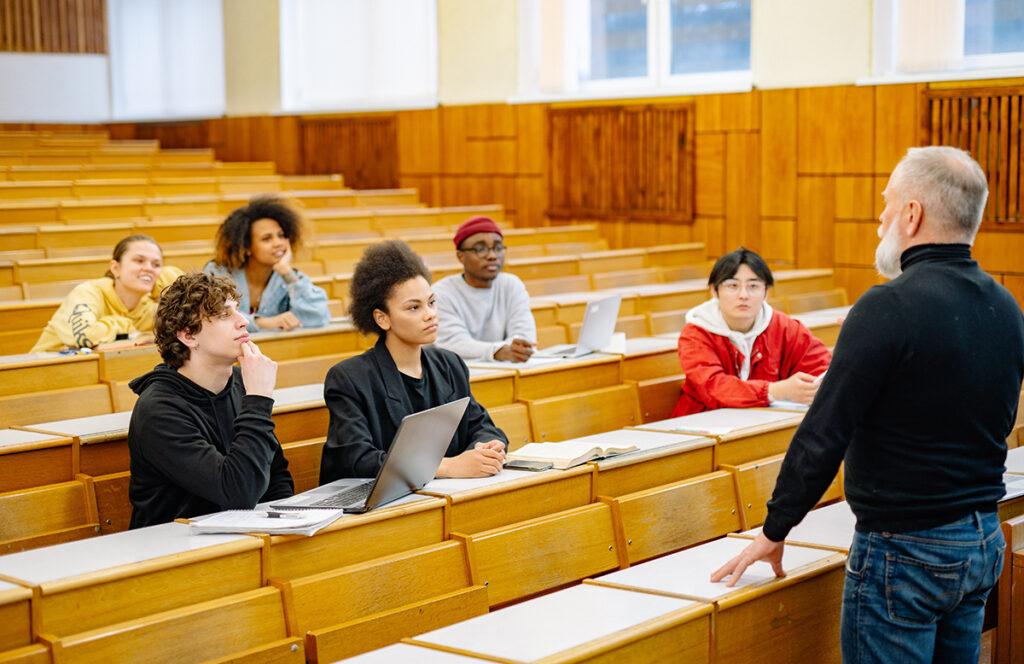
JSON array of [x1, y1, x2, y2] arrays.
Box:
[[979, 630, 993, 663]]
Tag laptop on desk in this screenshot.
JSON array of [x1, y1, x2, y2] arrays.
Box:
[[271, 397, 470, 514], [535, 293, 623, 359]]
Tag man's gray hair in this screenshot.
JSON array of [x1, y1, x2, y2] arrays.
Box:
[[891, 146, 989, 243]]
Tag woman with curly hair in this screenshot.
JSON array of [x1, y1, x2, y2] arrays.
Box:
[[205, 195, 330, 332], [319, 240, 507, 483]]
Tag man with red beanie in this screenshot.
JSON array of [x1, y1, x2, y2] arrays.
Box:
[[432, 216, 537, 362]]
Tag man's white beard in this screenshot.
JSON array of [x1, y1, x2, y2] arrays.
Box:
[[874, 222, 903, 279]]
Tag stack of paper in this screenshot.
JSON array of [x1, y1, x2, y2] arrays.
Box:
[[188, 508, 344, 536]]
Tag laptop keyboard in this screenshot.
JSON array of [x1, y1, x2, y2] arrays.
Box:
[[308, 482, 375, 508]]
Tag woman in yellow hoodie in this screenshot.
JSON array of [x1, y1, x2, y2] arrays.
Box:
[[31, 235, 183, 352]]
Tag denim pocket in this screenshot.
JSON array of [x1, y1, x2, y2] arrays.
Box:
[[885, 552, 968, 626], [845, 533, 871, 580]]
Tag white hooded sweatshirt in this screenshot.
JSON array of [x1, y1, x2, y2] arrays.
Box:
[[684, 298, 774, 380]]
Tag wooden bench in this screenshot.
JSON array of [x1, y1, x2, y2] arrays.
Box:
[[0, 429, 75, 493], [0, 477, 100, 555], [39, 586, 303, 664], [720, 453, 844, 530], [524, 383, 640, 442], [270, 541, 487, 662]]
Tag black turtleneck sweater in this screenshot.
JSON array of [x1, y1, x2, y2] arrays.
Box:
[[763, 244, 1024, 540], [127, 364, 294, 528]]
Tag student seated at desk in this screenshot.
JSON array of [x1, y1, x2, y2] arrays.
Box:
[[31, 234, 183, 352], [128, 272, 294, 528], [672, 247, 831, 416], [432, 216, 537, 363], [320, 240, 507, 482], [205, 195, 330, 333]]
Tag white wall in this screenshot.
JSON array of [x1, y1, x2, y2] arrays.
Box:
[[751, 0, 872, 89], [223, 0, 281, 116], [0, 54, 110, 123]]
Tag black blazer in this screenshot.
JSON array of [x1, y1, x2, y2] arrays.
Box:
[[319, 335, 508, 483]]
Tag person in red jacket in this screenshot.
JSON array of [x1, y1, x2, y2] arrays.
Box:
[[671, 248, 831, 416]]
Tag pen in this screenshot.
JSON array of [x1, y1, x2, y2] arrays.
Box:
[[264, 511, 303, 519]]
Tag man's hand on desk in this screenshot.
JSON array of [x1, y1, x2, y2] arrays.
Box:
[[436, 440, 506, 478], [493, 338, 537, 363], [709, 532, 786, 587], [769, 372, 820, 404]]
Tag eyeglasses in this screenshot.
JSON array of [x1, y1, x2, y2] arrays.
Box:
[[719, 280, 766, 295], [459, 242, 506, 257]]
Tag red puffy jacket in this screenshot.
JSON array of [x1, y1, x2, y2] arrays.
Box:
[[671, 311, 832, 416]]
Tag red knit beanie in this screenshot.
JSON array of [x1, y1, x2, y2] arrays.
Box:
[[453, 216, 503, 248]]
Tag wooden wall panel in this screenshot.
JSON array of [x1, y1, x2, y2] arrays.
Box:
[[834, 176, 876, 220], [0, 0, 106, 54], [796, 176, 835, 268], [1003, 275, 1024, 311], [396, 108, 441, 174], [399, 175, 440, 207], [725, 132, 760, 251], [833, 221, 879, 265], [874, 83, 924, 172], [698, 217, 726, 259], [760, 89, 797, 218], [515, 175, 546, 226], [695, 133, 725, 217], [834, 266, 886, 302], [797, 86, 875, 175], [298, 115, 398, 188], [695, 91, 760, 132], [515, 104, 547, 175], [972, 231, 1024, 272], [760, 219, 795, 264]]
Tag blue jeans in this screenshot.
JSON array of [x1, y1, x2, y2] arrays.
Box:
[[841, 511, 1004, 664]]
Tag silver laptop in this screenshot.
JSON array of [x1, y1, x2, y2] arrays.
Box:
[[270, 397, 470, 514], [536, 293, 623, 358]]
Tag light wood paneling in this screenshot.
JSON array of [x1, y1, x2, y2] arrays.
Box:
[[874, 83, 924, 173], [797, 85, 875, 175], [760, 89, 798, 218], [973, 230, 1024, 272], [1003, 274, 1024, 311], [0, 0, 107, 54], [396, 108, 441, 174], [514, 103, 547, 174], [695, 133, 725, 217], [834, 176, 876, 220], [695, 90, 760, 132], [797, 176, 836, 267], [725, 132, 761, 251], [760, 218, 796, 264], [834, 266, 886, 302], [833, 221, 880, 266]]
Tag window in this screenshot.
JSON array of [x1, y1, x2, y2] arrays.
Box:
[[872, 0, 1024, 79], [519, 0, 751, 99]]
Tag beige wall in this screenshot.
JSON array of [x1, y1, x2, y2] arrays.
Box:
[[751, 0, 872, 89], [437, 0, 519, 105], [222, 0, 282, 116]]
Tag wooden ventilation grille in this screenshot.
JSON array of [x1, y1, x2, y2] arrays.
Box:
[[299, 116, 399, 190], [925, 88, 1023, 228], [548, 104, 695, 222], [0, 0, 107, 54]]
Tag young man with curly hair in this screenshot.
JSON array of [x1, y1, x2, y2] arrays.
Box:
[[319, 240, 507, 483], [127, 271, 293, 528]]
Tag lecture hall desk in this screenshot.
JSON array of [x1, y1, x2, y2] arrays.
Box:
[[617, 336, 679, 382], [633, 408, 805, 466], [578, 428, 715, 497], [0, 579, 32, 653], [0, 522, 264, 639], [590, 536, 846, 664], [418, 466, 596, 536], [405, 583, 713, 663], [260, 494, 447, 581], [0, 428, 75, 492], [790, 305, 853, 347], [495, 353, 623, 400], [529, 289, 638, 325]]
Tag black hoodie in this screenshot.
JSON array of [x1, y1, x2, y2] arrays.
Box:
[[127, 364, 294, 528]]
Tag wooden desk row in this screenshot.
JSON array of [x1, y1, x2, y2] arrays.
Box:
[[0, 407, 827, 663]]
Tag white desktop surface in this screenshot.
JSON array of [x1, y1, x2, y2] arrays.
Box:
[[335, 643, 488, 663], [413, 584, 697, 662], [273, 383, 325, 406], [791, 306, 853, 327], [1007, 446, 1024, 474], [30, 411, 131, 437], [639, 408, 800, 436], [465, 355, 565, 370], [621, 336, 677, 355], [0, 428, 64, 448], [530, 290, 610, 306], [744, 501, 856, 551], [597, 536, 836, 601], [1003, 473, 1024, 500], [608, 279, 705, 296], [421, 468, 565, 495], [467, 367, 513, 379], [0, 578, 20, 593], [0, 522, 254, 585]]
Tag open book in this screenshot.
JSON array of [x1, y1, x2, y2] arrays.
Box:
[[507, 440, 638, 469]]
